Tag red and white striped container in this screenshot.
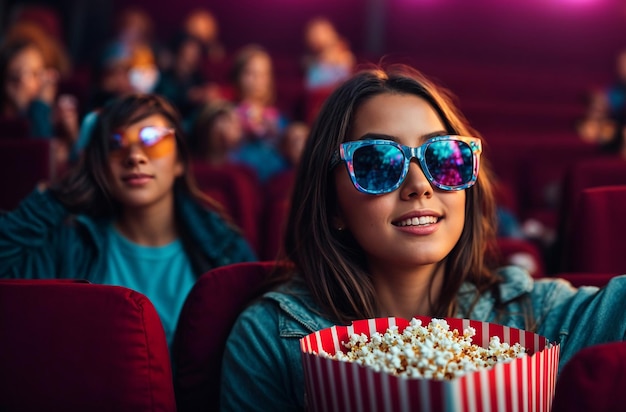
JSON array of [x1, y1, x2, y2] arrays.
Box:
[[300, 317, 560, 412]]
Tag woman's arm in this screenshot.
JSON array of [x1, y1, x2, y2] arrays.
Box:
[[221, 300, 305, 411], [0, 188, 69, 278]]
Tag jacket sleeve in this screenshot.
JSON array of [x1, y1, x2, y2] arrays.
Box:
[[221, 300, 305, 411], [0, 188, 69, 278], [535, 276, 626, 369]]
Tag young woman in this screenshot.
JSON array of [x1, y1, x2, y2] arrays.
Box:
[[0, 93, 256, 347], [229, 45, 288, 182], [220, 65, 626, 410]]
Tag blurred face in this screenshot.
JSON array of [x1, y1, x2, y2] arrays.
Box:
[[239, 53, 272, 103], [306, 20, 337, 53], [281, 123, 309, 166], [185, 12, 217, 43], [334, 93, 466, 275], [5, 46, 45, 107], [107, 114, 184, 211], [176, 40, 202, 76], [211, 111, 243, 151]]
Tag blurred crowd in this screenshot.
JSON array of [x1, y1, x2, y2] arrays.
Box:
[[0, 4, 357, 181]]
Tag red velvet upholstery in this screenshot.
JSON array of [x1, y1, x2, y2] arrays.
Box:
[[173, 261, 277, 412], [563, 185, 626, 273], [552, 341, 626, 412], [562, 156, 626, 209], [496, 237, 545, 277], [262, 170, 295, 260], [0, 139, 56, 211], [191, 163, 262, 254], [0, 280, 176, 412]]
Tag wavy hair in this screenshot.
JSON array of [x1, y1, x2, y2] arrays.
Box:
[[52, 93, 221, 217], [278, 64, 500, 324]]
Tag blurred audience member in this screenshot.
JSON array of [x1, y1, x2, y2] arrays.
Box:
[[155, 34, 220, 120], [577, 89, 616, 145], [190, 101, 243, 165], [278, 121, 309, 168], [0, 38, 79, 164], [230, 45, 288, 181], [303, 17, 355, 91], [182, 9, 225, 64]]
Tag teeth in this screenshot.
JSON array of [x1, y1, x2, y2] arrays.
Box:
[[397, 216, 438, 226]]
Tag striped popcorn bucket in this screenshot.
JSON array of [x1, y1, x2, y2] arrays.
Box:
[[300, 317, 560, 412]]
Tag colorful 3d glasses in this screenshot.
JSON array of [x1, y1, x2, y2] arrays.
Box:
[[109, 126, 175, 158], [332, 135, 482, 194]]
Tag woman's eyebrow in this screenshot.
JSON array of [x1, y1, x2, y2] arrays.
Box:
[[356, 131, 449, 142], [421, 130, 449, 140]]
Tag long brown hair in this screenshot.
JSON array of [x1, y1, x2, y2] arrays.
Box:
[[52, 93, 221, 217], [278, 64, 500, 324]]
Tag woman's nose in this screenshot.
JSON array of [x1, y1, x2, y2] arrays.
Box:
[[399, 160, 433, 199], [123, 144, 148, 166]]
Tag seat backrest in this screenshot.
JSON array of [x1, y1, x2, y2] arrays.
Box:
[[496, 237, 545, 277], [192, 163, 262, 254], [563, 185, 626, 272], [172, 261, 277, 412], [552, 341, 626, 412], [0, 280, 176, 412], [0, 139, 56, 211]]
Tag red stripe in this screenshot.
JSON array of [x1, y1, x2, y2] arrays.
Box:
[[461, 373, 470, 412], [472, 369, 483, 412], [509, 326, 520, 346], [388, 375, 401, 411], [375, 317, 390, 334]]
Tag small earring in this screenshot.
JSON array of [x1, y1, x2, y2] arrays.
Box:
[[336, 225, 345, 231]]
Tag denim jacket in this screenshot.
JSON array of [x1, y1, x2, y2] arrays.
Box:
[[220, 267, 626, 411]]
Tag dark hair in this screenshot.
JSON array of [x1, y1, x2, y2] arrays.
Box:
[[190, 100, 236, 158], [278, 64, 500, 324], [52, 93, 220, 217], [230, 44, 275, 105], [0, 38, 43, 109]]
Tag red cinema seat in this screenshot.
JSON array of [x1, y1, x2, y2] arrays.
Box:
[[0, 280, 175, 412], [262, 170, 295, 260], [173, 261, 279, 412], [563, 185, 626, 273], [552, 341, 626, 412], [192, 163, 262, 254], [496, 237, 545, 278]]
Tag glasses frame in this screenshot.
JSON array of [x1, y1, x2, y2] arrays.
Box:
[[109, 126, 175, 152], [331, 135, 482, 194]]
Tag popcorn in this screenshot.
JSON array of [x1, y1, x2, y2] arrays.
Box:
[[318, 318, 526, 380]]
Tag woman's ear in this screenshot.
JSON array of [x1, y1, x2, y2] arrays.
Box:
[[174, 159, 185, 177], [332, 215, 346, 231]]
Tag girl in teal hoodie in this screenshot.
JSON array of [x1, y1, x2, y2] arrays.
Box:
[[0, 93, 256, 345]]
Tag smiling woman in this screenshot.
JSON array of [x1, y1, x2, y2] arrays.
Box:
[[0, 94, 257, 347], [219, 65, 626, 411]]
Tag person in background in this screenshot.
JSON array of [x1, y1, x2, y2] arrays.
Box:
[[230, 45, 288, 182], [182, 8, 225, 65], [155, 33, 221, 122], [0, 38, 79, 165], [302, 17, 355, 91], [189, 101, 244, 166], [220, 65, 626, 410], [0, 93, 256, 347], [278, 121, 310, 168]]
